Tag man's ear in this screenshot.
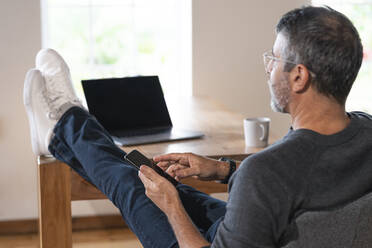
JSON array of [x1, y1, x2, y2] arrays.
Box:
[[289, 64, 311, 93]]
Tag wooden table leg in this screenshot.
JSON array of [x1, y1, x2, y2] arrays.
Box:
[[38, 158, 72, 248]]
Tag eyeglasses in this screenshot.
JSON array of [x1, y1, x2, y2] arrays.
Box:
[[262, 50, 297, 74], [262, 50, 316, 79]]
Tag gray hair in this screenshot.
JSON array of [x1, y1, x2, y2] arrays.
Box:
[[276, 6, 363, 105]]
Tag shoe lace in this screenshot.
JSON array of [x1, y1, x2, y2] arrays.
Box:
[[42, 87, 81, 120], [39, 87, 58, 120], [43, 69, 81, 120], [45, 68, 72, 97]]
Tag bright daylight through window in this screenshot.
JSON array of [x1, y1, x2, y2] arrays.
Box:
[[41, 0, 191, 100], [313, 0, 372, 113]]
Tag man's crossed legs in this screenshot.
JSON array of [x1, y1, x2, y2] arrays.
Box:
[[24, 49, 226, 247]]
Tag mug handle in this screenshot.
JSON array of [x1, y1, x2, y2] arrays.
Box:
[[259, 124, 268, 141]]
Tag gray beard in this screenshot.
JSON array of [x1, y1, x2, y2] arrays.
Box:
[[268, 79, 290, 113], [271, 98, 285, 113]]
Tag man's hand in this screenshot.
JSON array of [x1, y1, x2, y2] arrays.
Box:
[[153, 153, 230, 181], [138, 165, 181, 214], [139, 163, 211, 248]]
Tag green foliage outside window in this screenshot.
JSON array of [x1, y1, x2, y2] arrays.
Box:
[[44, 0, 191, 100]]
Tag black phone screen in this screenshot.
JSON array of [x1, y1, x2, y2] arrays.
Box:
[[124, 150, 178, 186], [125, 150, 152, 169]]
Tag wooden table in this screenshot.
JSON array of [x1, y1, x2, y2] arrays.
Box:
[[37, 96, 277, 248]]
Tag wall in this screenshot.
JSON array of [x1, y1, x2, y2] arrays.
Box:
[[0, 0, 42, 220], [0, 0, 308, 221], [193, 0, 309, 137], [0, 0, 119, 221]]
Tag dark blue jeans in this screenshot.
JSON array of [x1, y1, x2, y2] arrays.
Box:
[[48, 107, 226, 248]]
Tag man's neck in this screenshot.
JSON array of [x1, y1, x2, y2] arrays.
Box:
[[289, 95, 350, 135]]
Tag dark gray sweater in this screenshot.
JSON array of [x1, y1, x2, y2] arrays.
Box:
[[212, 112, 372, 247]]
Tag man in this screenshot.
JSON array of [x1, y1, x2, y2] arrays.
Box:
[[24, 6, 372, 248]]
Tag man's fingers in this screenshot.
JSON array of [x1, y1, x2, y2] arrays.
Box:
[[166, 164, 188, 177], [153, 153, 181, 162], [138, 168, 152, 187], [157, 161, 172, 170], [153, 153, 190, 165], [175, 167, 199, 179], [139, 165, 161, 182]]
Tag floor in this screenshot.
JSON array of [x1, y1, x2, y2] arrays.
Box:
[[0, 228, 142, 248]]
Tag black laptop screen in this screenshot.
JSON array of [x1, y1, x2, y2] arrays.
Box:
[[82, 76, 172, 132]]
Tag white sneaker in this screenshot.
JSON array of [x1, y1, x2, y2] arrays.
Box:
[[36, 48, 83, 120], [23, 69, 55, 155]]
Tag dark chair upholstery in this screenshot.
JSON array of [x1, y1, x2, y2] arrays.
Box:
[[284, 192, 372, 248]]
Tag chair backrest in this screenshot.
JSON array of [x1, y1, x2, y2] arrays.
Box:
[[283, 192, 372, 248]]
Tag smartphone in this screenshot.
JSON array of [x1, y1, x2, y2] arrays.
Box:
[[124, 150, 179, 187]]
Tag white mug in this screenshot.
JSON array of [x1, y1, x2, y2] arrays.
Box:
[[243, 117, 270, 147]]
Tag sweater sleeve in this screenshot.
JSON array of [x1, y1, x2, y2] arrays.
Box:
[[211, 156, 295, 248]]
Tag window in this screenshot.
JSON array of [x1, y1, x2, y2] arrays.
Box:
[[41, 0, 192, 99], [312, 0, 372, 113]]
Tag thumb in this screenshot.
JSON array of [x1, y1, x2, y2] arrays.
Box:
[[140, 165, 158, 182], [175, 167, 199, 179]]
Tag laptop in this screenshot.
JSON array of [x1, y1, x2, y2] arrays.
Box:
[[81, 76, 204, 146]]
